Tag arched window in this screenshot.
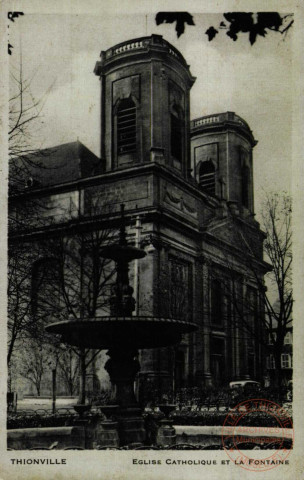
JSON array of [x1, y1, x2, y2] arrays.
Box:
[[117, 98, 137, 155], [242, 165, 250, 208], [171, 106, 183, 164], [199, 160, 216, 196]]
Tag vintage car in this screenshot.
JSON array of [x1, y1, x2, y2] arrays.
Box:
[[229, 380, 261, 392]]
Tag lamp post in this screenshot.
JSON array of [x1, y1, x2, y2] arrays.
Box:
[[52, 368, 56, 414], [48, 359, 57, 414]]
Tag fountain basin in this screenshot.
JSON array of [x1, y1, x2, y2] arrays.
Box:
[[98, 405, 119, 419], [158, 404, 176, 417], [46, 316, 197, 349]]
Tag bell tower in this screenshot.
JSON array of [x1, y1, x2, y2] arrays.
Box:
[[94, 35, 196, 177], [190, 112, 258, 213]]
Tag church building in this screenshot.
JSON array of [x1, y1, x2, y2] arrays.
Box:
[[9, 35, 269, 399]]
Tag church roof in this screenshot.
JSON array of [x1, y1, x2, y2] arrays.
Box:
[[9, 141, 102, 193]]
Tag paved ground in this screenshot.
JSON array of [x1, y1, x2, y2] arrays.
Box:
[[17, 397, 78, 412]]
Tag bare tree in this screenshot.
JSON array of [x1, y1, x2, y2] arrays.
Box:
[[260, 192, 292, 386], [213, 192, 292, 387], [46, 221, 117, 403], [57, 347, 80, 396], [8, 57, 56, 367], [21, 192, 119, 402], [9, 133, 119, 399], [18, 337, 47, 396], [9, 58, 53, 168], [47, 343, 80, 397], [7, 241, 49, 366]]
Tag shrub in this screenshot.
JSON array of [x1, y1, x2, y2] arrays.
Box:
[[143, 409, 293, 429], [7, 412, 101, 430], [170, 410, 293, 428], [90, 389, 111, 406], [142, 385, 292, 410], [7, 413, 74, 429]]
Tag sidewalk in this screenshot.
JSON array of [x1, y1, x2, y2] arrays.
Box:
[[17, 397, 78, 411]]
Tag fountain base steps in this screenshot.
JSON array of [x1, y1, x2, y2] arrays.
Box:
[[117, 407, 146, 446], [96, 420, 120, 448]]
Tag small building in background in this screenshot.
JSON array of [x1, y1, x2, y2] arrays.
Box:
[[266, 323, 293, 386]]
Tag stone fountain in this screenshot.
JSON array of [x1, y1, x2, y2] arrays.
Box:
[[46, 205, 197, 446]]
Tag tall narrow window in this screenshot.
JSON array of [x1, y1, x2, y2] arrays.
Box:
[[199, 161, 215, 196], [171, 107, 183, 163], [117, 98, 136, 155], [210, 337, 225, 386], [242, 165, 250, 208], [211, 279, 222, 325], [170, 259, 190, 320], [267, 355, 275, 369]]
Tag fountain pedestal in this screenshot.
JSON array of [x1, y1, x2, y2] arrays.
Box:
[[96, 419, 120, 448], [156, 404, 177, 447], [117, 407, 146, 445], [96, 406, 120, 448], [105, 348, 140, 407], [104, 347, 145, 445], [156, 420, 176, 447]]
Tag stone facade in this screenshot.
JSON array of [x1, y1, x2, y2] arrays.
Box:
[[9, 35, 270, 400]]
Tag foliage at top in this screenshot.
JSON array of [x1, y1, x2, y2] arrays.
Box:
[[156, 12, 293, 45], [155, 12, 195, 38]]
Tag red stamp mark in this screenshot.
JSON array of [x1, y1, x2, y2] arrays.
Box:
[[221, 398, 293, 472]]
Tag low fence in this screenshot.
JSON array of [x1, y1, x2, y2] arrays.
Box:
[[7, 403, 293, 451], [7, 422, 293, 451]]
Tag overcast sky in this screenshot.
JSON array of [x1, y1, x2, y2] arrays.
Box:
[[9, 9, 293, 217]]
